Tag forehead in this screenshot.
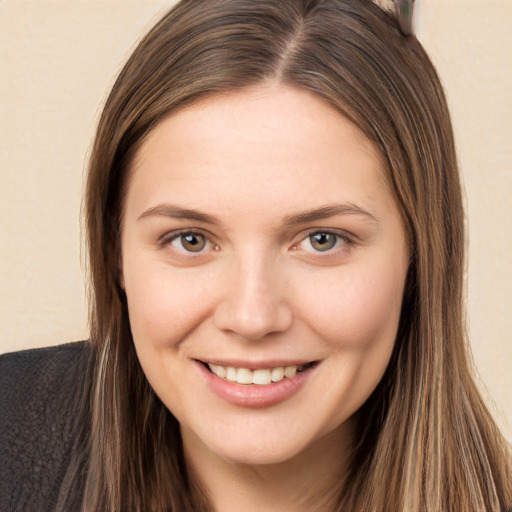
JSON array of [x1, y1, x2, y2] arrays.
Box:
[[125, 83, 393, 224]]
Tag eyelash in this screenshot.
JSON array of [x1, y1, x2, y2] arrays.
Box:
[[160, 230, 218, 254], [159, 229, 354, 258], [294, 230, 353, 255]]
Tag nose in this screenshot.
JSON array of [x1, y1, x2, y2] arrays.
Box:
[[213, 254, 293, 341]]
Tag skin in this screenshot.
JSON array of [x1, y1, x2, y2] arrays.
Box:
[[121, 83, 410, 511]]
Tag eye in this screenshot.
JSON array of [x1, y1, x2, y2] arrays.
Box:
[[309, 232, 338, 252], [296, 230, 350, 254], [169, 232, 209, 253]]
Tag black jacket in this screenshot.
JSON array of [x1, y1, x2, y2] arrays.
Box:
[[0, 341, 90, 511]]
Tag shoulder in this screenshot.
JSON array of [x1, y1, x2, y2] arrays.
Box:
[[0, 340, 90, 385], [0, 341, 91, 511], [0, 341, 91, 417]]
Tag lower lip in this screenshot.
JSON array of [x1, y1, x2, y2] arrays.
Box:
[[196, 362, 315, 409]]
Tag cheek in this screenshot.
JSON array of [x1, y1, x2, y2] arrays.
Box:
[[123, 258, 215, 349], [296, 258, 406, 350], [293, 258, 407, 433]]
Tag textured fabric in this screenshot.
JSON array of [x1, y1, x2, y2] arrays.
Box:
[[0, 341, 90, 512]]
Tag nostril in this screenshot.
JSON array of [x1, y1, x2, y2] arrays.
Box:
[[213, 296, 294, 341]]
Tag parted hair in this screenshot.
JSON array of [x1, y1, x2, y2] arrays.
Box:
[[58, 0, 512, 510]]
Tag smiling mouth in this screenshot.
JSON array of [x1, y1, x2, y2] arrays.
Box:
[[202, 361, 318, 386]]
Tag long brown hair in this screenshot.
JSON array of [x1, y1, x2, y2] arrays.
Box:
[[59, 0, 512, 510]]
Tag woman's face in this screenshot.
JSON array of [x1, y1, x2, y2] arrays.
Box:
[[121, 84, 409, 466]]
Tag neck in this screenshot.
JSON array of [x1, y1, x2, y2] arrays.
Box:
[[182, 424, 354, 512]]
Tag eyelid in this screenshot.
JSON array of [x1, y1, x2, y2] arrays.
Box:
[[159, 228, 212, 243], [296, 228, 355, 244], [159, 228, 219, 253], [157, 227, 356, 256], [291, 228, 356, 255]]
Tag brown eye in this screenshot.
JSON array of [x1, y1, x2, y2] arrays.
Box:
[[179, 233, 206, 252], [309, 232, 338, 252]]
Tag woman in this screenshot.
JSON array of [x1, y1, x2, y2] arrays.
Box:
[[1, 0, 511, 510]]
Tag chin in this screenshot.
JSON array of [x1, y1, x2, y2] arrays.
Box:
[[200, 420, 338, 468], [216, 441, 306, 466], [183, 420, 314, 467]]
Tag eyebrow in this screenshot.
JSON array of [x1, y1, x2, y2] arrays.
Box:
[[282, 204, 378, 227], [137, 202, 378, 226], [138, 204, 221, 225]]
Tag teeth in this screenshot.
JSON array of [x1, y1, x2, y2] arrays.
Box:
[[207, 363, 305, 385], [284, 366, 297, 378], [225, 367, 237, 382], [236, 368, 253, 385], [271, 367, 284, 382], [253, 369, 272, 385]]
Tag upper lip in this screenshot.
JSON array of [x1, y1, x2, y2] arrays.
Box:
[[196, 358, 318, 369]]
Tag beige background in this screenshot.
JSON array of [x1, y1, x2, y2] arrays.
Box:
[[1, 0, 511, 441]]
